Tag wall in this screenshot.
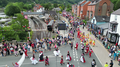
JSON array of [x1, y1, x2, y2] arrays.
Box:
[[77, 5, 80, 17], [87, 5, 95, 19], [98, 0, 113, 16], [91, 16, 97, 24]]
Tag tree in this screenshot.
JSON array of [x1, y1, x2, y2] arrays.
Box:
[[53, 3, 58, 8], [2, 26, 16, 41], [115, 0, 120, 10], [5, 4, 20, 16], [11, 14, 29, 40]]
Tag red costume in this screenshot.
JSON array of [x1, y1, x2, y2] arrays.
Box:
[[86, 46, 89, 54], [60, 56, 64, 65], [76, 43, 78, 50], [89, 49, 93, 57], [25, 49, 28, 57]]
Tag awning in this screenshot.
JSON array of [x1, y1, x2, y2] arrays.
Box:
[[110, 21, 118, 24], [97, 23, 109, 29]]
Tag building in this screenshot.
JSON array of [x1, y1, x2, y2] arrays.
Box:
[[91, 16, 110, 35], [72, 0, 114, 19], [107, 9, 120, 44], [33, 4, 44, 12], [80, 1, 91, 19]]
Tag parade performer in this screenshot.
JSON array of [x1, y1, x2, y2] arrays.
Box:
[[30, 54, 38, 65], [75, 42, 78, 50], [45, 56, 49, 66], [85, 45, 89, 54], [77, 31, 80, 38], [53, 47, 61, 56], [39, 51, 44, 61], [60, 55, 65, 65], [80, 53, 86, 63], [89, 49, 93, 57], [66, 51, 72, 61], [54, 44, 57, 48], [12, 62, 19, 67], [25, 48, 29, 58], [81, 44, 84, 53], [93, 40, 95, 47]]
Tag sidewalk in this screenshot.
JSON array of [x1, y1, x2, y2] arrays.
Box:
[[79, 27, 119, 67]]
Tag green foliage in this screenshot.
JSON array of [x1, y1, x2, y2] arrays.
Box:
[[82, 20, 87, 25], [53, 3, 58, 8], [111, 0, 120, 10], [0, 0, 82, 8], [11, 14, 29, 40], [4, 3, 20, 16], [66, 4, 72, 12], [2, 26, 16, 41], [1, 22, 5, 24]]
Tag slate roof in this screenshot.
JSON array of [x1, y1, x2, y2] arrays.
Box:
[[112, 9, 120, 15], [23, 12, 43, 15], [95, 16, 110, 22], [43, 11, 57, 16], [81, 1, 89, 6], [88, 0, 101, 5]]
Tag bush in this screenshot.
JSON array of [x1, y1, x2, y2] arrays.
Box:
[[7, 22, 11, 25], [1, 22, 5, 24], [0, 17, 2, 19]]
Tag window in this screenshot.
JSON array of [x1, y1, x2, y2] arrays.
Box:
[[115, 15, 117, 21], [80, 11, 83, 14]]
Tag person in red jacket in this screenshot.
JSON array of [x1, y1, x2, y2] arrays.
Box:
[[31, 43, 34, 49]]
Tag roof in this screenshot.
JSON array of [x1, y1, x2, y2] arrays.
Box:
[[34, 4, 43, 9], [43, 11, 57, 16], [97, 23, 109, 29], [23, 12, 43, 15], [112, 9, 120, 15], [88, 0, 101, 5], [95, 16, 110, 22], [81, 1, 89, 6], [78, 0, 85, 5], [110, 21, 118, 24]]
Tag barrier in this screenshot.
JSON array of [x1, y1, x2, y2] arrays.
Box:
[[17, 52, 25, 67]]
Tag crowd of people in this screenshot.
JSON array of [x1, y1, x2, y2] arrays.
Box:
[[87, 25, 120, 66]]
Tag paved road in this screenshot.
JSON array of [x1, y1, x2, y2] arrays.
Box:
[[0, 32, 102, 67]]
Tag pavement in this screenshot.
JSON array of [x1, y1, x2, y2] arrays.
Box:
[[79, 27, 119, 67], [0, 32, 102, 67]]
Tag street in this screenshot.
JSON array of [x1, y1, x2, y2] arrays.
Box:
[[0, 32, 102, 67]]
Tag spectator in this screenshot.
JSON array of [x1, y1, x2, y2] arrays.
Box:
[[109, 60, 113, 67], [104, 62, 108, 67], [91, 59, 96, 67]]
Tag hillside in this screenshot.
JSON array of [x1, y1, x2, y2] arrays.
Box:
[[0, 0, 82, 7]]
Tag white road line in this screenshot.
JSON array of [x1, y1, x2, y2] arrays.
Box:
[[77, 59, 78, 61], [74, 59, 75, 61], [23, 62, 43, 65]]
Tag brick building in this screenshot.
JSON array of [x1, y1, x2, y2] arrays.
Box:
[[72, 0, 114, 19]]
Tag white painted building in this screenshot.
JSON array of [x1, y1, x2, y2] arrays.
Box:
[[107, 9, 120, 44], [36, 7, 44, 12]]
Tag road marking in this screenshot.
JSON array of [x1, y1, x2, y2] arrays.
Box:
[[23, 62, 43, 65], [74, 59, 75, 61], [77, 59, 78, 61]]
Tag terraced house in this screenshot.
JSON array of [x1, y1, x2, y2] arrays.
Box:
[[72, 0, 114, 19]]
